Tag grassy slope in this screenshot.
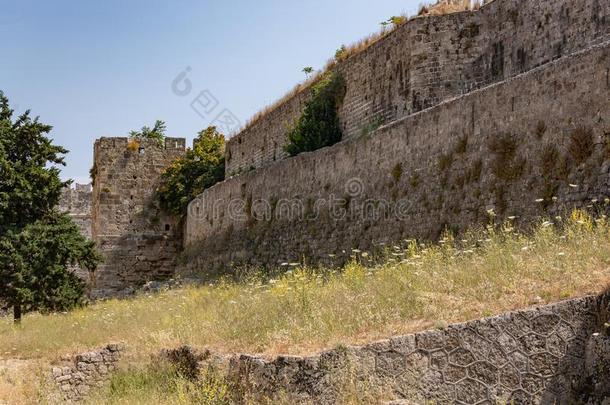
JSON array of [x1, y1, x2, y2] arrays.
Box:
[[1, 210, 609, 365]]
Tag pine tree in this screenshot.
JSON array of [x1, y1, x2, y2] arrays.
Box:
[[0, 91, 101, 323]]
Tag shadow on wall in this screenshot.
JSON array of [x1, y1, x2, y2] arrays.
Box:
[[90, 231, 181, 299]]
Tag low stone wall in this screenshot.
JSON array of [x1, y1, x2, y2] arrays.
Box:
[[51, 344, 123, 402], [223, 294, 610, 404], [48, 294, 609, 403]]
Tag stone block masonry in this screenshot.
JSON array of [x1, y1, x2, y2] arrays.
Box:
[[225, 0, 609, 176], [51, 344, 123, 403], [58, 183, 93, 281], [59, 183, 93, 239], [225, 294, 610, 404], [184, 41, 610, 272], [47, 294, 610, 403], [91, 137, 186, 298]]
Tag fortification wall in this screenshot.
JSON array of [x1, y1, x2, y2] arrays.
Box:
[[225, 0, 609, 176], [184, 42, 610, 272], [91, 137, 185, 298], [58, 183, 93, 281]]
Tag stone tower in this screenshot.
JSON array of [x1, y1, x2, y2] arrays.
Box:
[[91, 137, 186, 297]]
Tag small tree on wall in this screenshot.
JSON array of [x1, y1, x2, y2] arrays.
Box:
[[157, 126, 226, 217], [129, 120, 167, 146], [284, 71, 346, 157], [0, 91, 101, 323]]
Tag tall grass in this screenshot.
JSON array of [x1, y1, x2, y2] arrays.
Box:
[[1, 210, 609, 363], [85, 363, 229, 405]]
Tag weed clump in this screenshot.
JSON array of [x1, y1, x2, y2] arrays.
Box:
[[568, 126, 594, 165], [488, 134, 525, 181]]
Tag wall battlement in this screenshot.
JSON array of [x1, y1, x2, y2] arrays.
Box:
[[225, 0, 609, 176], [93, 137, 186, 151]]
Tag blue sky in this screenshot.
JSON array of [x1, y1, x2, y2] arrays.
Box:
[[1, 0, 420, 183]]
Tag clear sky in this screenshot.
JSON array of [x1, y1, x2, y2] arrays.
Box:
[[1, 0, 420, 183]]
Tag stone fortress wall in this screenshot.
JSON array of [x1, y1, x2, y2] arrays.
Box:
[[225, 0, 609, 176], [184, 40, 610, 272], [90, 137, 186, 298], [59, 0, 609, 292], [59, 183, 93, 281], [59, 183, 93, 239]]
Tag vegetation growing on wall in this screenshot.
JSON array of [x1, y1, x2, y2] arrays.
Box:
[[239, 0, 480, 135], [157, 127, 225, 217], [284, 71, 346, 156], [129, 120, 167, 147], [568, 126, 594, 165]]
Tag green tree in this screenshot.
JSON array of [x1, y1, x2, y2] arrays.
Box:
[[129, 120, 166, 145], [0, 92, 101, 323], [157, 126, 225, 217], [284, 71, 346, 157], [302, 66, 314, 78]]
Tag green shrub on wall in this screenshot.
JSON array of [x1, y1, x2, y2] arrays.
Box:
[[157, 126, 225, 217], [284, 71, 346, 157]]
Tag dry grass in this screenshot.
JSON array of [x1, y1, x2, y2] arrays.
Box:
[[419, 0, 475, 16], [126, 139, 140, 152], [238, 0, 481, 136], [1, 210, 609, 367], [0, 359, 52, 404]]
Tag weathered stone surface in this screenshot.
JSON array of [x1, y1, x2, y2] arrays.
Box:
[[91, 138, 185, 298], [58, 183, 93, 282], [51, 344, 123, 403], [221, 293, 610, 404], [225, 0, 609, 176], [184, 40, 610, 274]]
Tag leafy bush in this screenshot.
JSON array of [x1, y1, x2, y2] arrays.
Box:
[[157, 127, 225, 217], [284, 71, 346, 157]]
